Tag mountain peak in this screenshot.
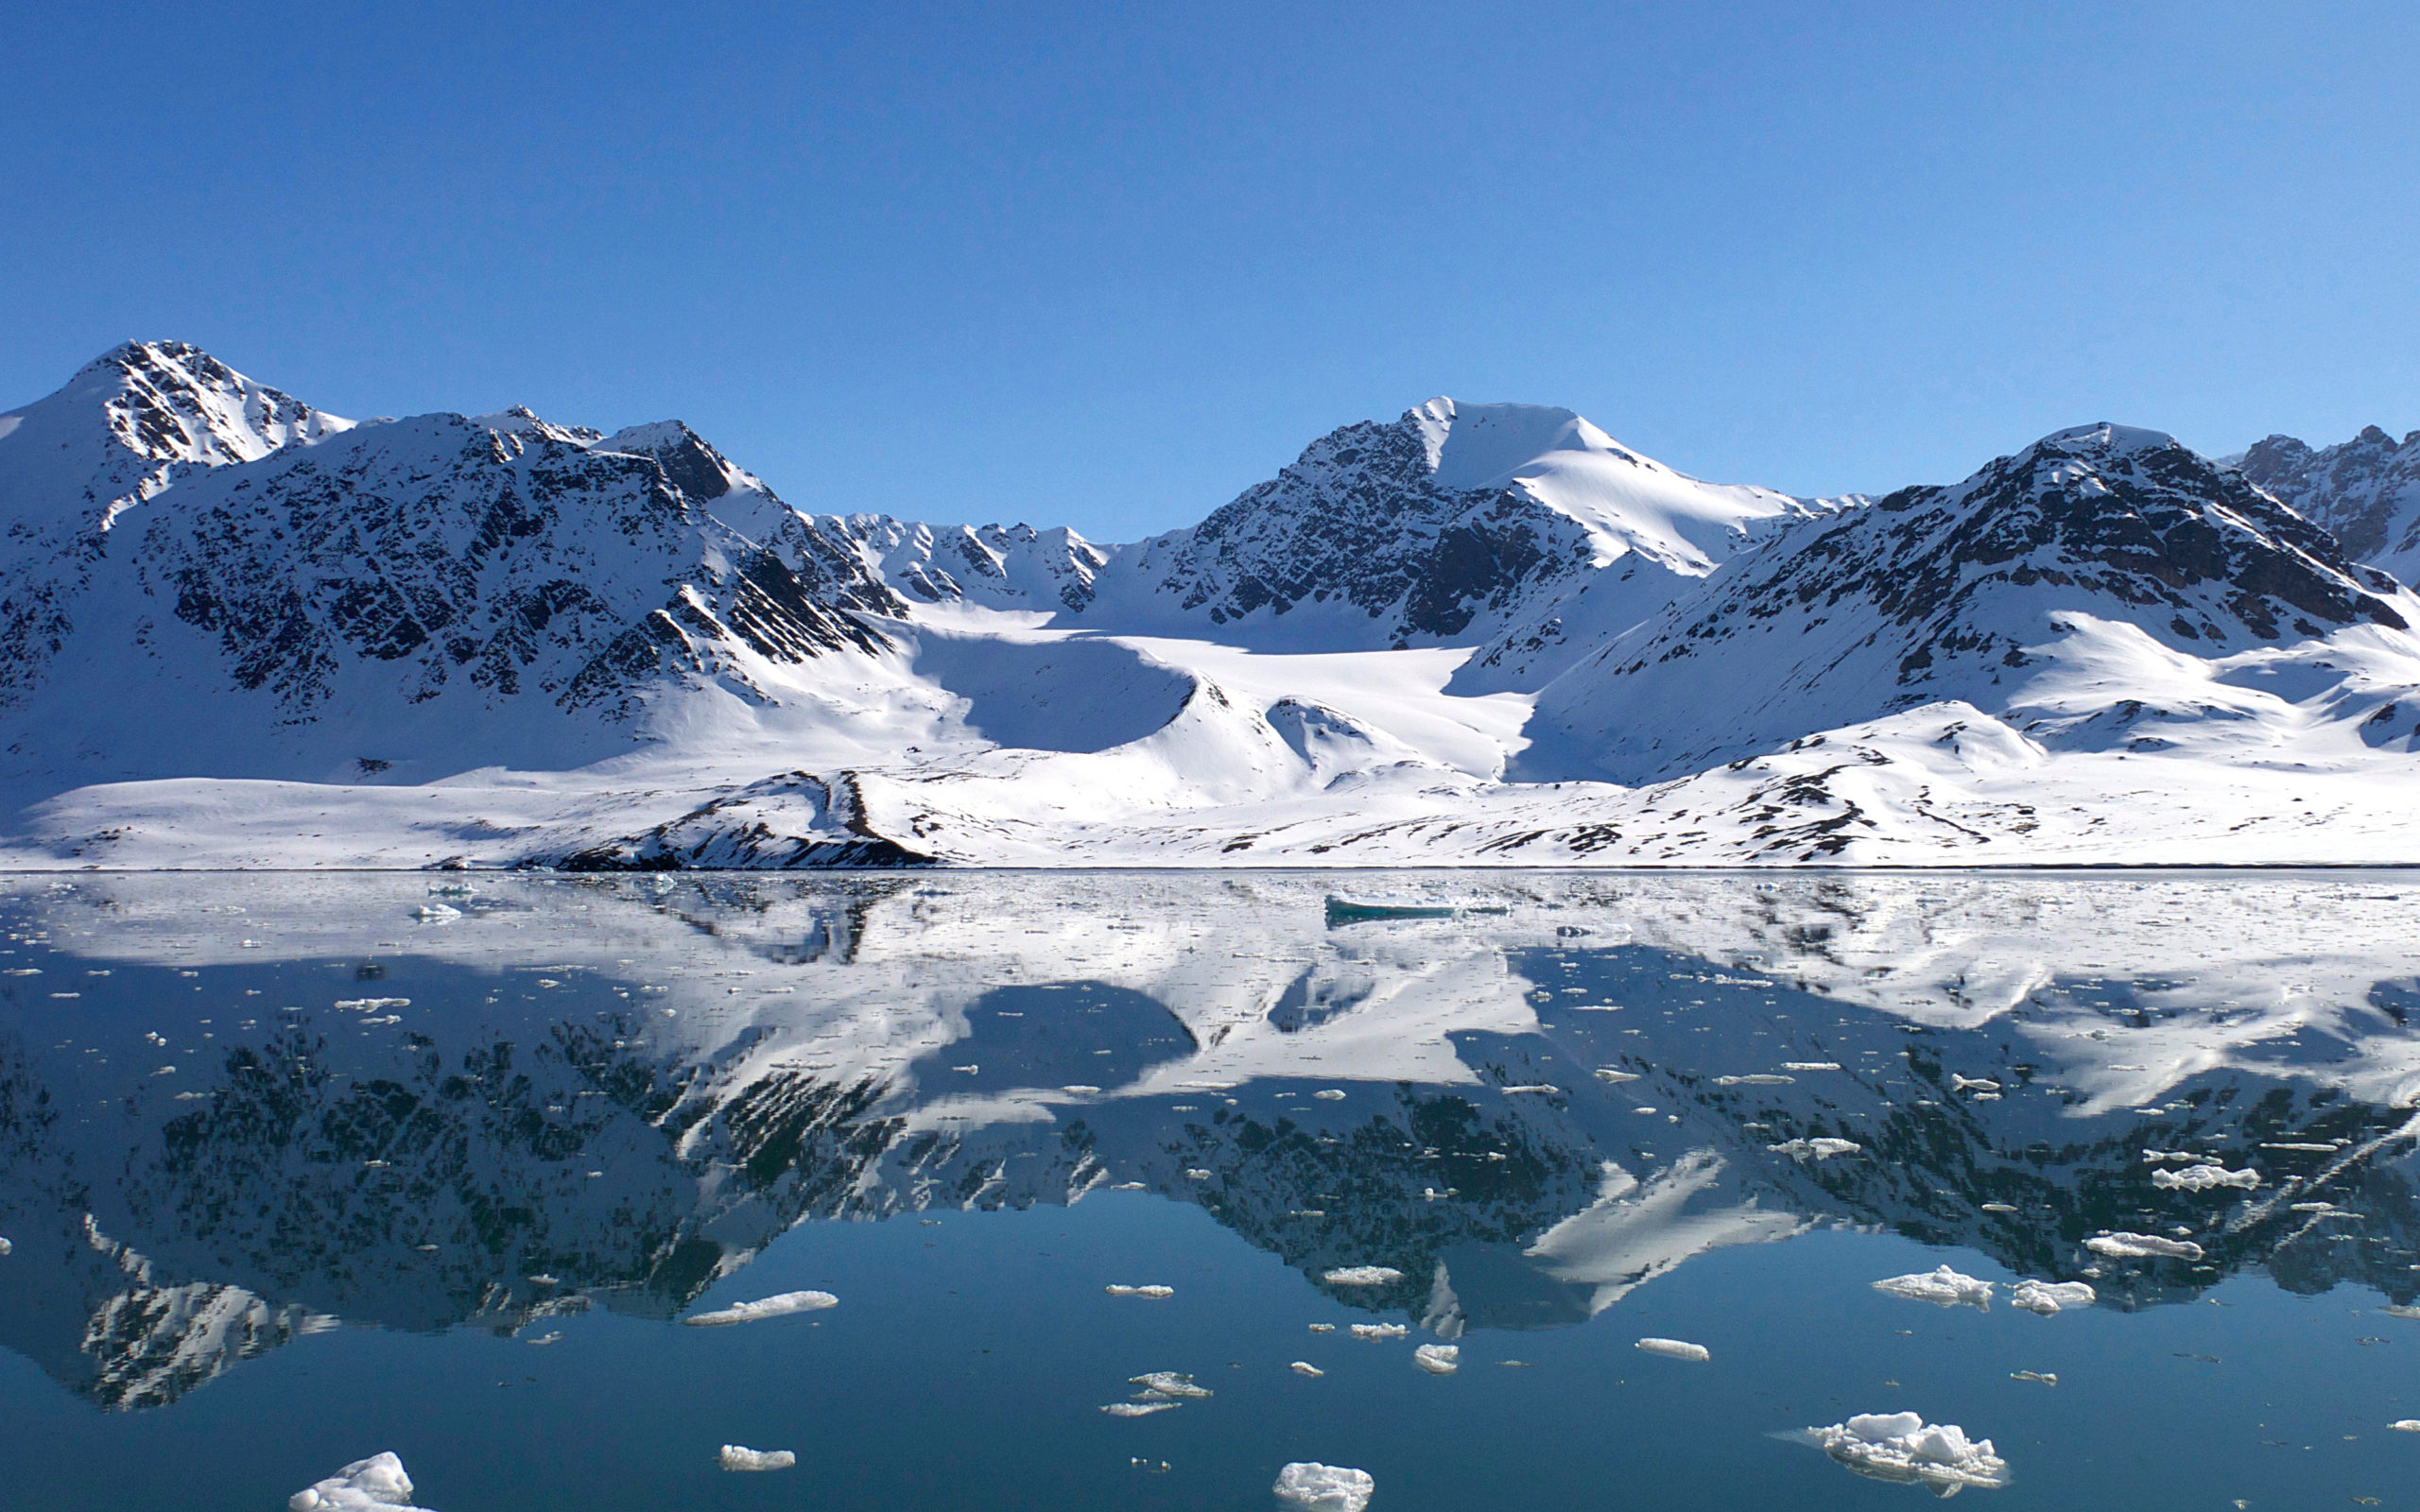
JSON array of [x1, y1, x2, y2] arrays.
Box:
[[2032, 421, 2182, 459]]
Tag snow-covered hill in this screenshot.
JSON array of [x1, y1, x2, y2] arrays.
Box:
[[0, 341, 2417, 867]]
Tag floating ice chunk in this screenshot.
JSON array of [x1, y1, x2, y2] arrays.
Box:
[[1414, 1344, 1460, 1374], [410, 904, 460, 923], [2010, 1371, 2056, 1385], [683, 1290, 838, 1326], [1593, 1068, 1640, 1084], [1770, 1138, 1862, 1161], [0, 1237, 10, 1257], [1307, 1323, 1336, 1332], [2384, 1306, 2420, 1322], [1979, 1203, 2019, 1214], [524, 1332, 562, 1346], [1782, 1061, 1843, 1072], [1322, 1266, 1404, 1286], [1634, 1337, 1710, 1362], [1873, 1266, 1994, 1310], [287, 1452, 431, 1510], [1802, 1412, 2010, 1493], [2152, 1164, 2261, 1192], [2260, 1142, 2339, 1152], [1106, 1284, 1175, 1298], [2085, 1232, 2204, 1261], [2009, 1280, 2096, 1316], [2393, 1420, 2420, 1433], [1291, 1361, 1324, 1376], [1313, 1090, 1347, 1100], [334, 997, 409, 1011], [717, 1445, 795, 1471], [1950, 1074, 2001, 1093], [1273, 1462, 1374, 1512], [1500, 1084, 1560, 1094], [1130, 1371, 1212, 1399], [1102, 1400, 1180, 1417], [1061, 1085, 1102, 1094], [1112, 1181, 1147, 1191], [1350, 1323, 1409, 1341], [1184, 1168, 1214, 1180], [1714, 1074, 1795, 1086]]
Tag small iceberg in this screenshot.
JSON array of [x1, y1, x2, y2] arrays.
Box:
[[683, 1290, 838, 1326], [288, 1453, 432, 1511], [1950, 1074, 2000, 1093], [2151, 1164, 2260, 1192], [1290, 1361, 1324, 1377], [1873, 1266, 1994, 1310], [2084, 1232, 2204, 1261], [1413, 1343, 1460, 1374], [1106, 1284, 1175, 1298], [1322, 1265, 1404, 1286], [1770, 1138, 1862, 1161], [2009, 1371, 2056, 1385], [410, 904, 461, 923], [1350, 1323, 1409, 1341], [1129, 1371, 1213, 1399], [2009, 1280, 2096, 1316], [2392, 1419, 2420, 1433], [717, 1445, 795, 1471], [1782, 1061, 1843, 1072], [1801, 1412, 2009, 1493], [1634, 1337, 1710, 1362], [1325, 897, 1455, 926], [1274, 1462, 1374, 1512], [1102, 1400, 1180, 1417]]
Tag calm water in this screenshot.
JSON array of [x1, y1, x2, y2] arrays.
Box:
[[4, 870, 2420, 1509]]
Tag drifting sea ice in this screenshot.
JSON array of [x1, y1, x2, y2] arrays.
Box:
[[2009, 1280, 2096, 1316], [2151, 1164, 2261, 1192], [1634, 1337, 1711, 1362], [1105, 1284, 1175, 1298], [1872, 1266, 1995, 1310], [1414, 1343, 1461, 1374], [1273, 1462, 1374, 1512], [682, 1289, 839, 1326], [2085, 1232, 2204, 1261], [1102, 1401, 1180, 1417], [1129, 1371, 1213, 1399], [1801, 1412, 2010, 1493], [1714, 1074, 1795, 1086], [717, 1445, 796, 1471], [1291, 1361, 1325, 1376], [1350, 1323, 1409, 1341], [2392, 1420, 2420, 1433], [1782, 1061, 1843, 1072], [1322, 1265, 1404, 1286], [0, 1236, 9, 1256], [1770, 1138, 1862, 1161], [287, 1452, 432, 1511]]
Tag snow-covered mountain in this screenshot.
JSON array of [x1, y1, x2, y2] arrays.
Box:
[[0, 341, 2417, 867], [2238, 424, 2420, 584]]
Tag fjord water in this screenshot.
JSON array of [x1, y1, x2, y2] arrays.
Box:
[[4, 873, 2420, 1509]]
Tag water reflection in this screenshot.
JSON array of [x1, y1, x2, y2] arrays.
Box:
[[3, 869, 2419, 1414]]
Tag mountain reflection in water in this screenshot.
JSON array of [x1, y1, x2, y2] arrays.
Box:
[[5, 870, 2420, 1508]]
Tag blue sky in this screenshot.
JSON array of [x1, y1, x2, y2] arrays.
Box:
[[4, 1, 2416, 539]]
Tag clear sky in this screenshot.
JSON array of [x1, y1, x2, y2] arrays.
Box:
[[4, 1, 2416, 540]]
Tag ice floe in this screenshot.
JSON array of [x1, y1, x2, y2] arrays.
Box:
[[287, 1452, 431, 1511], [2009, 1280, 2096, 1316], [1350, 1323, 1409, 1341], [1322, 1265, 1404, 1286], [1593, 1069, 1640, 1084], [682, 1289, 838, 1326], [0, 1236, 9, 1257], [1634, 1337, 1710, 1362], [2010, 1371, 2056, 1385], [1105, 1284, 1175, 1298], [1801, 1412, 2010, 1493], [1714, 1074, 1795, 1086], [2151, 1164, 2261, 1192], [1102, 1401, 1180, 1417], [1770, 1138, 1862, 1161], [1950, 1074, 2001, 1093], [1313, 1090, 1347, 1100], [717, 1445, 795, 1471], [1414, 1343, 1460, 1374], [2084, 1232, 2204, 1261], [1129, 1371, 1213, 1399], [1273, 1462, 1374, 1512], [1872, 1266, 1995, 1310], [1782, 1061, 1843, 1072], [2393, 1419, 2420, 1433]]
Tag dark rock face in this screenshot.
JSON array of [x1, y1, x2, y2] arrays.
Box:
[[2238, 425, 2420, 576], [1152, 410, 1594, 644]]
